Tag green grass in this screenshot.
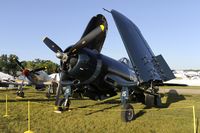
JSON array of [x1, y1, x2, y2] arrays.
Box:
[[0, 87, 200, 133], [160, 86, 200, 89]]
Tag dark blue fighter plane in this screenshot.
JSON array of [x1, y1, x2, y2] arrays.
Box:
[[43, 9, 175, 122]]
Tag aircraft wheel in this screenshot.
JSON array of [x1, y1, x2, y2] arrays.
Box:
[[121, 103, 135, 122], [17, 92, 24, 98], [145, 94, 154, 108], [46, 92, 51, 99], [57, 98, 70, 111]]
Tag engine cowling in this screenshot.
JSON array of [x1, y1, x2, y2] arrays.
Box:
[[67, 52, 98, 82]]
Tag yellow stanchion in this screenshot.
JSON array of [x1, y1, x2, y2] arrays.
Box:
[[3, 94, 9, 117], [193, 106, 196, 133], [24, 101, 34, 133]]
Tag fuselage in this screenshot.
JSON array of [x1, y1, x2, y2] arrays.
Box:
[[61, 48, 138, 99]]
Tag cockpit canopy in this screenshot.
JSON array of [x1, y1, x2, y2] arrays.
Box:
[[118, 57, 133, 69]]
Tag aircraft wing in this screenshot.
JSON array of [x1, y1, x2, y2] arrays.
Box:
[[0, 80, 27, 87], [15, 80, 30, 85], [111, 9, 174, 83], [80, 14, 108, 52]]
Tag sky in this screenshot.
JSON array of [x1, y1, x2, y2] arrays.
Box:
[[0, 0, 200, 70]]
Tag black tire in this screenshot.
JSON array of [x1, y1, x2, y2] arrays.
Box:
[[121, 103, 135, 122], [17, 91, 24, 98], [145, 94, 154, 108], [46, 92, 51, 99], [57, 98, 70, 111], [20, 92, 24, 98]]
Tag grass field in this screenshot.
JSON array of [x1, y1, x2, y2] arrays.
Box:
[[0, 86, 200, 133], [161, 86, 200, 89]]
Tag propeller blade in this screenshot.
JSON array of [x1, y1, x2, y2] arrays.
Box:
[[30, 67, 47, 73], [43, 37, 63, 53], [13, 58, 25, 70], [68, 24, 105, 55]]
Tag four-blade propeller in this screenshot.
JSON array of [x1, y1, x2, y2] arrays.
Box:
[[43, 24, 105, 58]]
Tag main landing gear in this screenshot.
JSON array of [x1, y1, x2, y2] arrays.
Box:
[[55, 85, 72, 112], [16, 91, 24, 98], [16, 84, 24, 98], [120, 87, 135, 122], [46, 82, 58, 99]]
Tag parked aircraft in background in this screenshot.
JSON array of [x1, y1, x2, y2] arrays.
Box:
[[13, 58, 58, 98], [165, 70, 200, 86], [0, 72, 17, 88]]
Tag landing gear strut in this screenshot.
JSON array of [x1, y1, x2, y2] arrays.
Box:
[[120, 87, 135, 122], [16, 83, 24, 98], [57, 98, 71, 111], [46, 82, 58, 99], [55, 83, 72, 112]]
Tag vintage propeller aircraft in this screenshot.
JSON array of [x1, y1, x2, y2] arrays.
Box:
[[13, 58, 58, 98], [0, 72, 16, 88], [43, 9, 175, 122]]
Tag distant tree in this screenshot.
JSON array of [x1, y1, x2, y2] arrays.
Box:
[[0, 54, 19, 76], [0, 54, 59, 75], [23, 59, 59, 74]]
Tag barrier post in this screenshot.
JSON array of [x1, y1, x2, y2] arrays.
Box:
[[24, 101, 34, 133], [3, 94, 9, 117], [193, 105, 196, 133]]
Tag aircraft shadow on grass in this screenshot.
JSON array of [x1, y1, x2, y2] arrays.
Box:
[[75, 97, 120, 109], [80, 89, 186, 119], [83, 102, 146, 119], [161, 89, 186, 108], [70, 97, 145, 118]]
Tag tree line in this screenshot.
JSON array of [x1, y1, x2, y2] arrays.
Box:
[[0, 54, 59, 76]]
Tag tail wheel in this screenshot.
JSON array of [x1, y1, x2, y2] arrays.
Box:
[[121, 103, 135, 122], [57, 98, 70, 111]]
